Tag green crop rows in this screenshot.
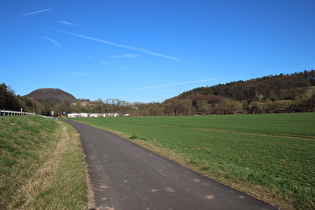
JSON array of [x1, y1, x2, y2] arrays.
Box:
[[73, 113, 315, 209]]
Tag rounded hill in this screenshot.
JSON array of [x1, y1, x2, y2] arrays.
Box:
[[25, 88, 77, 104]]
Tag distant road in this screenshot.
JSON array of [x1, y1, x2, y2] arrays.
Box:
[[64, 120, 277, 210]]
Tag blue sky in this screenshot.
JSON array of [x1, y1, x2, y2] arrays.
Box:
[[1, 0, 315, 103]]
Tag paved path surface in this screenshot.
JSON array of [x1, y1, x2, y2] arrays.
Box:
[[64, 120, 277, 210]]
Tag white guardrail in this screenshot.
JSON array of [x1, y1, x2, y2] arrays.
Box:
[[0, 110, 36, 116]]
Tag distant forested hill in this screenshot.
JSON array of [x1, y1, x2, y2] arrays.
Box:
[[179, 70, 315, 100], [164, 70, 315, 114], [25, 88, 77, 105]]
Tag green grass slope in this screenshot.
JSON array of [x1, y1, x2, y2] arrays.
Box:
[[0, 116, 88, 209]]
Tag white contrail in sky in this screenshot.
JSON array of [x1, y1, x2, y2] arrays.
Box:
[[57, 20, 83, 27], [109, 54, 139, 58], [44, 27, 181, 61], [41, 36, 63, 47], [57, 20, 76, 25], [136, 78, 219, 90], [22, 8, 52, 17]]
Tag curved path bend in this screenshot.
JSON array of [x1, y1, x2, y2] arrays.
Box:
[[64, 120, 277, 210]]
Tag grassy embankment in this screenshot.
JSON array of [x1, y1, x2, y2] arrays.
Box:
[[0, 116, 90, 209], [73, 113, 315, 209]]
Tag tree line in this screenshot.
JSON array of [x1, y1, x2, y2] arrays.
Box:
[[1, 70, 314, 116], [53, 70, 315, 116]]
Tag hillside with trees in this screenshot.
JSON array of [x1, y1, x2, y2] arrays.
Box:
[[26, 88, 77, 105], [1, 70, 314, 116], [174, 70, 315, 115], [54, 70, 315, 116], [0, 83, 48, 114]]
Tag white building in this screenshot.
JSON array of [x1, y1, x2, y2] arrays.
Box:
[[67, 113, 120, 118]]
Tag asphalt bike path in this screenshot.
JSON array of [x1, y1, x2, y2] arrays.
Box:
[[64, 120, 277, 210]]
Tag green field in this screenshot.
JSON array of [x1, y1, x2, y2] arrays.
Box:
[[73, 113, 315, 209]]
